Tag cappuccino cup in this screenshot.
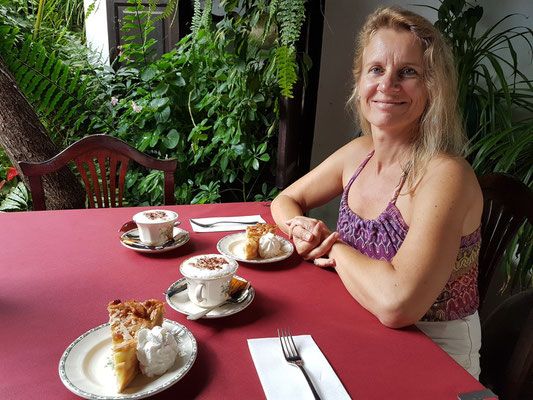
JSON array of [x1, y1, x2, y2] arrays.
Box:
[[180, 254, 238, 308], [132, 209, 178, 245]]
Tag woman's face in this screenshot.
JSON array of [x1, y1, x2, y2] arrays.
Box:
[[358, 28, 428, 137]]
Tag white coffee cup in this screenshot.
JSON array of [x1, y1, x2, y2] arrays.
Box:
[[132, 209, 178, 245], [180, 254, 238, 308]]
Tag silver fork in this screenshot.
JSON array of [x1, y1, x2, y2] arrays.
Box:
[[278, 328, 322, 400], [189, 219, 260, 228]]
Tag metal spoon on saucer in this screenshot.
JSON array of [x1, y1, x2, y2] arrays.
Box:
[[187, 283, 251, 321]]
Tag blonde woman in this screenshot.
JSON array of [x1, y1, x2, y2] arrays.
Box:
[[271, 6, 483, 378]]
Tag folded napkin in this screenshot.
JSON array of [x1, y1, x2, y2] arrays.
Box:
[[189, 215, 266, 233], [248, 335, 350, 400]]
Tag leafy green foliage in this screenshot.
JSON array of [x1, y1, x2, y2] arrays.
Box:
[[427, 0, 533, 290], [0, 162, 20, 206], [190, 0, 204, 37], [428, 0, 533, 178], [0, 0, 284, 207], [275, 46, 298, 98], [105, 14, 281, 204], [118, 0, 159, 68], [0, 182, 31, 212], [267, 0, 307, 98], [0, 27, 109, 141], [152, 0, 177, 23]]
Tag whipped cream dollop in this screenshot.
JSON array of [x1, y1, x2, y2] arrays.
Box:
[[136, 326, 179, 377], [258, 233, 282, 258]]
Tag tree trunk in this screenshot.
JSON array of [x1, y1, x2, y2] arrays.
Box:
[[0, 56, 86, 210]]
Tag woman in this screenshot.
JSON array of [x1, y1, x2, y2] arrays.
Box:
[[271, 7, 483, 378]]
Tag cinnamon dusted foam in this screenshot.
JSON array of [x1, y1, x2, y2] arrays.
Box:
[[180, 254, 238, 279]]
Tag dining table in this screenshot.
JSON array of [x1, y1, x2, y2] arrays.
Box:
[[1, 201, 490, 399]]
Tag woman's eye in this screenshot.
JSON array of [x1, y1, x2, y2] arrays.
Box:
[[369, 67, 383, 74], [401, 68, 417, 76]]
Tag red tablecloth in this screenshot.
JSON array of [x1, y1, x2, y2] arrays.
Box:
[[0, 202, 486, 399]]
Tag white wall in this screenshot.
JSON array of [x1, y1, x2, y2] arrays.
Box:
[[84, 0, 109, 64], [310, 0, 533, 229]]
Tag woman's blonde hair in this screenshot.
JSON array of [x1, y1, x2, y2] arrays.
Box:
[[350, 6, 467, 189]]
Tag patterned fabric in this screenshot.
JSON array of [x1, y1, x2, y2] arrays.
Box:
[[337, 150, 480, 322]]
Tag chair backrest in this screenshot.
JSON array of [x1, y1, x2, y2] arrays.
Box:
[[19, 134, 178, 210], [480, 288, 533, 400], [477, 173, 533, 310]]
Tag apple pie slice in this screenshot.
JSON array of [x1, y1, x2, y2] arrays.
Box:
[[244, 223, 277, 259], [107, 299, 165, 392]]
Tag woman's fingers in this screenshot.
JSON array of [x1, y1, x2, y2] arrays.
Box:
[[285, 217, 337, 260], [313, 257, 336, 267], [290, 224, 313, 242], [305, 231, 340, 260], [287, 218, 317, 242]]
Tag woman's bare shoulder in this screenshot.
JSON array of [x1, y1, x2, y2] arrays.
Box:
[[416, 153, 483, 230], [424, 154, 479, 190], [334, 135, 373, 163], [343, 135, 373, 151], [333, 136, 373, 179]]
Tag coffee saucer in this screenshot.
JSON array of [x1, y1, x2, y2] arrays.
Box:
[[120, 227, 190, 253], [165, 276, 255, 318]]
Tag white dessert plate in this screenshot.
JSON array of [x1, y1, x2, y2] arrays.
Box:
[[58, 319, 197, 399], [165, 276, 255, 318], [217, 232, 294, 263], [120, 227, 190, 253]]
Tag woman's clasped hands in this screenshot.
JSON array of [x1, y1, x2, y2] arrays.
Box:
[[285, 216, 340, 267]]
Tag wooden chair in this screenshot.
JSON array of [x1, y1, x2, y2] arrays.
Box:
[[19, 134, 178, 210], [480, 289, 533, 400], [477, 173, 533, 312]]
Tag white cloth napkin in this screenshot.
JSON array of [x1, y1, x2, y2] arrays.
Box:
[[189, 215, 266, 233], [248, 335, 351, 400]]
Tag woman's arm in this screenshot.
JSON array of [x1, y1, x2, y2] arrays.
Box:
[[271, 137, 369, 230], [271, 156, 344, 232], [328, 157, 483, 328], [271, 139, 365, 256]]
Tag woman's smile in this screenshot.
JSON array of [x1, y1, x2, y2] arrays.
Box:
[[372, 99, 407, 107]]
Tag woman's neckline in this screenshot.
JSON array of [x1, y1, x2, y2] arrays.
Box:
[[343, 150, 409, 222]]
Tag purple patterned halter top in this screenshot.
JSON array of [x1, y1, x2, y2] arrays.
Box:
[[337, 150, 480, 322]]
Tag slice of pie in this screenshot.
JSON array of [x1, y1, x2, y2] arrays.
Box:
[[244, 223, 277, 259], [107, 299, 165, 392]]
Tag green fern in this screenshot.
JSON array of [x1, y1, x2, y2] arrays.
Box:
[[275, 45, 298, 98], [191, 0, 203, 38], [152, 0, 178, 23], [0, 28, 107, 135], [200, 0, 213, 31], [276, 0, 306, 49], [0, 182, 30, 212], [269, 0, 307, 98], [190, 0, 213, 40]]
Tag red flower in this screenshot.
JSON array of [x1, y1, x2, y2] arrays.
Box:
[[7, 167, 18, 181]]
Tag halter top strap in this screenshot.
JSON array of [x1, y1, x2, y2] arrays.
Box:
[[390, 162, 411, 205], [345, 150, 410, 206]]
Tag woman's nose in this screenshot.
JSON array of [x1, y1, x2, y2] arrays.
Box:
[[378, 72, 399, 91]]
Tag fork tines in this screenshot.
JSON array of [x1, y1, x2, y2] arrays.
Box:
[[278, 328, 299, 362]]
